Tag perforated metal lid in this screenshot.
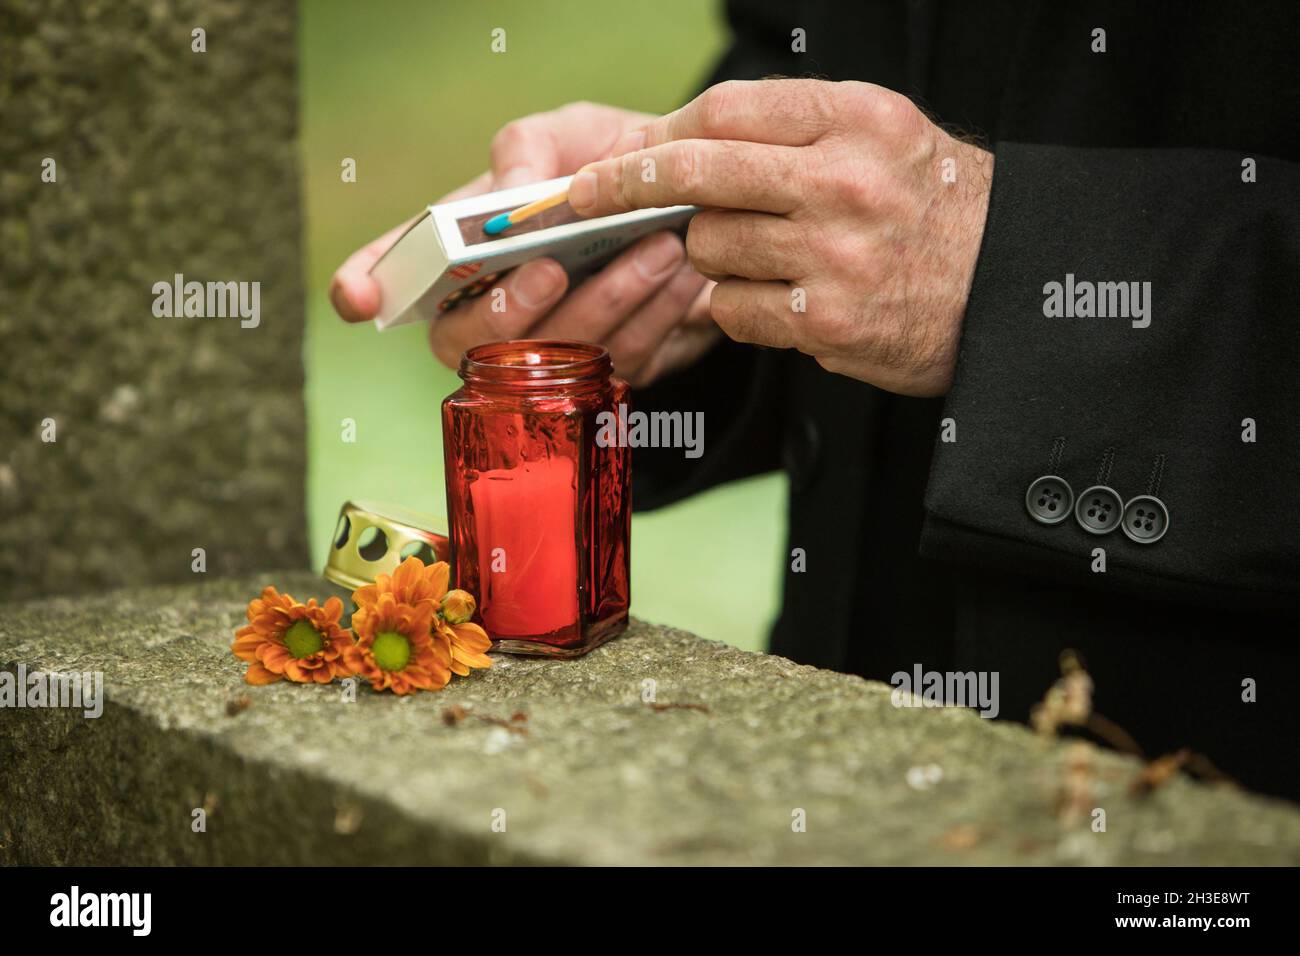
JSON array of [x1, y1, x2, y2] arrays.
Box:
[[322, 500, 450, 592]]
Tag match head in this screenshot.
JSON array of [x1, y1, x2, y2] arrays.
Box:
[[483, 213, 512, 236]]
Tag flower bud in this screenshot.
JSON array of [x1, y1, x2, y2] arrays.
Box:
[[440, 589, 476, 625]]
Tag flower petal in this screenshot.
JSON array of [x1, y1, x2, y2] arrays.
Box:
[[392, 556, 423, 594], [352, 583, 378, 609], [425, 561, 451, 603], [321, 596, 344, 623], [451, 622, 492, 652], [452, 647, 493, 670], [283, 660, 310, 683], [260, 645, 291, 670], [244, 662, 282, 685]]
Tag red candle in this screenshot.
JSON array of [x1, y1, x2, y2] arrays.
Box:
[[443, 341, 630, 657], [471, 454, 578, 637]]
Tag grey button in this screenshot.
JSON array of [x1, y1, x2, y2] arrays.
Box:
[[1074, 484, 1123, 535], [1122, 494, 1169, 544], [1025, 475, 1073, 525]]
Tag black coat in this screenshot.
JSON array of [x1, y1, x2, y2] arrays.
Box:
[[633, 0, 1300, 799]]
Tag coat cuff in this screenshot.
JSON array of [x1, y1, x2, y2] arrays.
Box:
[[920, 141, 1300, 609]]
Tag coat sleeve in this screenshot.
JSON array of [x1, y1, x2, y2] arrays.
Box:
[[630, 338, 784, 511], [921, 141, 1300, 610]]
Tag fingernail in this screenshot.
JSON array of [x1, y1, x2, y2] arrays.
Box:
[[510, 261, 562, 309], [612, 129, 646, 155], [496, 165, 537, 188], [633, 233, 683, 279], [568, 170, 597, 211]]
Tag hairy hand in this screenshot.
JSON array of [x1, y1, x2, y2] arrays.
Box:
[[568, 79, 995, 396]]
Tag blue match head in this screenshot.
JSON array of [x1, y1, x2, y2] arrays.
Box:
[[483, 213, 512, 236]]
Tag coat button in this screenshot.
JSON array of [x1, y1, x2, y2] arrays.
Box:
[[1122, 494, 1169, 544], [1025, 475, 1074, 525], [1074, 484, 1123, 535], [784, 415, 821, 494]]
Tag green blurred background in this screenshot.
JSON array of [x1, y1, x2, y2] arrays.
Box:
[[299, 0, 785, 651]]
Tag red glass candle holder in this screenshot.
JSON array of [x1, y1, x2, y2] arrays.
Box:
[[442, 340, 631, 657]]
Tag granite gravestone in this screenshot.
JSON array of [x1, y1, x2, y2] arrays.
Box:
[[0, 0, 308, 599]]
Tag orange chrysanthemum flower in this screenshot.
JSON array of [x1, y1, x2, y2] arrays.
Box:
[[342, 593, 452, 694], [352, 556, 492, 678], [231, 587, 354, 686], [435, 594, 492, 676]]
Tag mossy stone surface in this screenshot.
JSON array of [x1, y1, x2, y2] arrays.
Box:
[[2, 572, 1297, 865], [0, 0, 308, 600]]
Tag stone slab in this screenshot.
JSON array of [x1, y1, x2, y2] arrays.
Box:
[[1, 572, 1298, 865], [0, 0, 308, 600]]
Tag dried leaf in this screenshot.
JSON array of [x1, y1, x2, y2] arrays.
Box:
[[477, 713, 529, 736], [441, 704, 471, 726], [1030, 649, 1093, 737], [1130, 749, 1191, 796], [935, 823, 988, 852]]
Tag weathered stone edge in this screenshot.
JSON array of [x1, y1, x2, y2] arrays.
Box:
[[0, 673, 561, 866]]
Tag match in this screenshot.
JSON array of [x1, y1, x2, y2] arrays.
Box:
[[482, 187, 571, 236]]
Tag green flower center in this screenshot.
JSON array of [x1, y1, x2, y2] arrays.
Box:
[[284, 620, 324, 659], [371, 630, 411, 672]]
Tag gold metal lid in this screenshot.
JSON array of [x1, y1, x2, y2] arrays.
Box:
[[323, 500, 450, 592]]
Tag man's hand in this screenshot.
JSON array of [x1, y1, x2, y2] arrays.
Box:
[[329, 102, 719, 387], [566, 80, 995, 396]]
